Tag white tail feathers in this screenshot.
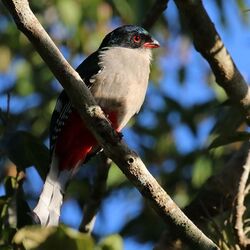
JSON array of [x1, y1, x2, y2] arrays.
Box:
[[33, 156, 72, 226]]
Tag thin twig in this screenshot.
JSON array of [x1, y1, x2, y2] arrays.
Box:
[[0, 108, 6, 126], [79, 154, 111, 233], [184, 143, 249, 222], [244, 227, 250, 236], [174, 0, 250, 124], [6, 92, 10, 125], [0, 93, 11, 126], [142, 0, 169, 30], [199, 201, 226, 245], [233, 150, 250, 248], [244, 184, 250, 196]]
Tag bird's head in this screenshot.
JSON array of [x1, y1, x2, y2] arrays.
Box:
[[99, 25, 160, 50]]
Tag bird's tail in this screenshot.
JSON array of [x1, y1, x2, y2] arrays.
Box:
[[32, 156, 73, 226]]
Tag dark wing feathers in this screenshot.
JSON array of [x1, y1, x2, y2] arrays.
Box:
[[76, 51, 102, 87], [49, 50, 103, 159], [49, 91, 72, 155]]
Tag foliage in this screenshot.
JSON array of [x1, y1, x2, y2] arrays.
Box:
[[1, 0, 250, 249]]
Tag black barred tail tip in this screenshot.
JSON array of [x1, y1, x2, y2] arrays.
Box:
[[28, 211, 41, 225]]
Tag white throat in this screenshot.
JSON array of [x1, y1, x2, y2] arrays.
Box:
[[91, 46, 152, 129]]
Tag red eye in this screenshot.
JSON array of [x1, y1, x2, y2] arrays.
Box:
[[133, 35, 141, 43]]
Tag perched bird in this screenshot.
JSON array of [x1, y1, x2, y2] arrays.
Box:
[[33, 25, 159, 226]]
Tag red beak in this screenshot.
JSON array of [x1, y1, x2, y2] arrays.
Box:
[[144, 38, 160, 49]]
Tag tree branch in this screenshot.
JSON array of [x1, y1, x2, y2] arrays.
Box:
[[154, 143, 250, 249], [2, 0, 218, 248], [233, 150, 250, 248], [184, 143, 250, 222], [79, 154, 111, 233], [142, 0, 169, 30], [174, 0, 250, 123], [172, 0, 250, 236]]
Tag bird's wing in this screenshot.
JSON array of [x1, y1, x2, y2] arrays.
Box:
[[33, 51, 104, 226], [76, 50, 102, 87], [49, 90, 72, 156], [49, 51, 102, 157]]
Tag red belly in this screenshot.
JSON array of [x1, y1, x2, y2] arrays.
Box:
[[55, 109, 118, 170]]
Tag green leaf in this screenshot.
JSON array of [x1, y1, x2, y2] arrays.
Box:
[[16, 61, 34, 96], [111, 0, 134, 22], [106, 163, 126, 188], [2, 177, 33, 228], [13, 225, 94, 250], [192, 157, 212, 188], [0, 227, 17, 249], [0, 131, 49, 181], [211, 105, 244, 137], [0, 196, 9, 220], [57, 0, 81, 26], [0, 46, 11, 72], [209, 131, 250, 149], [97, 234, 123, 250]]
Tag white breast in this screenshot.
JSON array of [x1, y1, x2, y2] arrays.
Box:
[[90, 47, 152, 130]]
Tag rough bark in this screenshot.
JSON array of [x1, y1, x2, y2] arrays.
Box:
[[142, 0, 169, 30], [174, 0, 250, 123]]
